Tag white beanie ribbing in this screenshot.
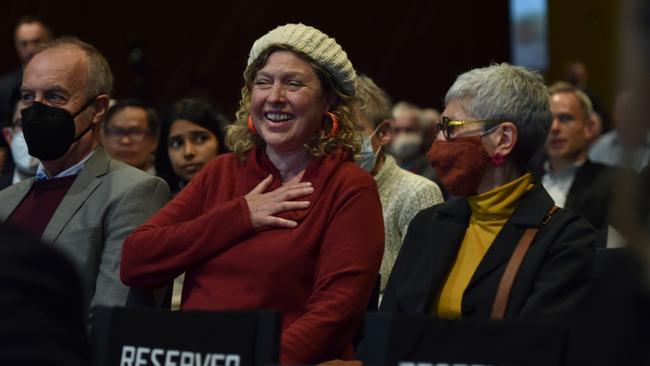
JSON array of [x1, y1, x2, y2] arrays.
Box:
[[247, 23, 357, 96]]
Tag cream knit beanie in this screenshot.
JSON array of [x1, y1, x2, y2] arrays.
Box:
[[247, 23, 357, 96]]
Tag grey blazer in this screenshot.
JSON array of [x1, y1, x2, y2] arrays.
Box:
[[0, 147, 170, 315]]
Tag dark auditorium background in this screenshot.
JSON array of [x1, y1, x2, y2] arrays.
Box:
[[0, 0, 619, 119]]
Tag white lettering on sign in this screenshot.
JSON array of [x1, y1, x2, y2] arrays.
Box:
[[398, 362, 492, 366], [120, 346, 241, 366], [151, 349, 164, 366]]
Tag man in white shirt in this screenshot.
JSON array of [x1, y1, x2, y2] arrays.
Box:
[[540, 82, 620, 245]]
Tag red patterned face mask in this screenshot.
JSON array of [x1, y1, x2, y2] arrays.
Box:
[[427, 136, 491, 196]]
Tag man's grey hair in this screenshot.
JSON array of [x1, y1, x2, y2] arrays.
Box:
[[445, 63, 552, 170], [355, 75, 393, 129], [548, 81, 594, 118], [34, 37, 113, 99]]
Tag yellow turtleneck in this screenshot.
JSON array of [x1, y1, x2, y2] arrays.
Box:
[[433, 173, 534, 318]]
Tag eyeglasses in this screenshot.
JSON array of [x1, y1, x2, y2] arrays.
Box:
[[435, 116, 503, 139], [103, 127, 151, 142]]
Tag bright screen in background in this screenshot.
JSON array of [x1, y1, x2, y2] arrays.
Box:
[[510, 0, 549, 72]]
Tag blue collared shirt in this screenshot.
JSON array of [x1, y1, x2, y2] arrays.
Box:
[[34, 150, 96, 181]]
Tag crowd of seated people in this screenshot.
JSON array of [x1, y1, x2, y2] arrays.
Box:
[[0, 14, 649, 366]]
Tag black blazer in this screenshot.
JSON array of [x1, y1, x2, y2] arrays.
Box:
[[559, 160, 619, 231], [530, 157, 631, 233], [380, 184, 596, 320]]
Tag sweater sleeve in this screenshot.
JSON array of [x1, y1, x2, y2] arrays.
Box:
[[120, 164, 255, 288], [397, 178, 443, 241], [280, 180, 384, 364]]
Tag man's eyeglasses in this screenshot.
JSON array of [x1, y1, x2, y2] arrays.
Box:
[[435, 116, 503, 139], [103, 127, 151, 142]]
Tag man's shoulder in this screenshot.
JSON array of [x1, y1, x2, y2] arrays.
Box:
[[0, 177, 33, 197], [105, 158, 162, 182], [394, 165, 439, 188], [384, 163, 441, 197], [92, 157, 169, 199], [578, 160, 627, 182]]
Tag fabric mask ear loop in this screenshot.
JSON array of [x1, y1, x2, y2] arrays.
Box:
[[370, 121, 389, 158], [71, 96, 99, 118]]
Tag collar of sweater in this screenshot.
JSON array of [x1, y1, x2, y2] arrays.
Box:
[[468, 172, 534, 222], [373, 154, 398, 186], [244, 145, 355, 224]]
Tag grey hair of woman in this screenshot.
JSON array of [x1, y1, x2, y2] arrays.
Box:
[[445, 63, 552, 170]]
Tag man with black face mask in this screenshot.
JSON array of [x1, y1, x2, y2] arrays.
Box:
[[0, 37, 170, 321]]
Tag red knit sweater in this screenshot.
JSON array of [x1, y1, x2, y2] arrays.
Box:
[[121, 147, 384, 365]]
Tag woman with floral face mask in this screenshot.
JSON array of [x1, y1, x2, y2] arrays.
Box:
[[380, 63, 596, 321]]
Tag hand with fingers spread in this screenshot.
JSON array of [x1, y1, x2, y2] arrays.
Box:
[[245, 174, 314, 230]]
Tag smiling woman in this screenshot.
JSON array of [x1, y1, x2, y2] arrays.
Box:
[[121, 23, 384, 365]]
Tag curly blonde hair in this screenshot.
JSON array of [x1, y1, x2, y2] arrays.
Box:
[[226, 45, 361, 159]]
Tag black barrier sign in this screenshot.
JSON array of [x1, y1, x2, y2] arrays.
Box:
[[91, 307, 280, 366], [120, 346, 241, 366]]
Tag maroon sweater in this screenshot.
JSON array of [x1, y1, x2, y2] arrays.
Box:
[[121, 147, 384, 365], [8, 175, 78, 238]]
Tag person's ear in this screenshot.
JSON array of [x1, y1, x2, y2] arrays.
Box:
[[584, 113, 600, 142], [2, 127, 12, 146], [492, 122, 518, 157], [376, 120, 392, 146], [92, 94, 110, 125]]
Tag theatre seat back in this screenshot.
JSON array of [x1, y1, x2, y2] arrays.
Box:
[[357, 312, 567, 366]]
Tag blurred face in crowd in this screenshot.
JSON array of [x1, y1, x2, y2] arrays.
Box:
[[564, 62, 588, 89], [353, 104, 392, 174], [391, 110, 420, 136], [101, 106, 158, 171], [390, 108, 424, 161], [546, 92, 596, 166], [2, 100, 25, 145], [249, 50, 331, 153], [2, 100, 40, 175], [354, 107, 386, 153], [168, 119, 219, 182], [15, 22, 51, 65]]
